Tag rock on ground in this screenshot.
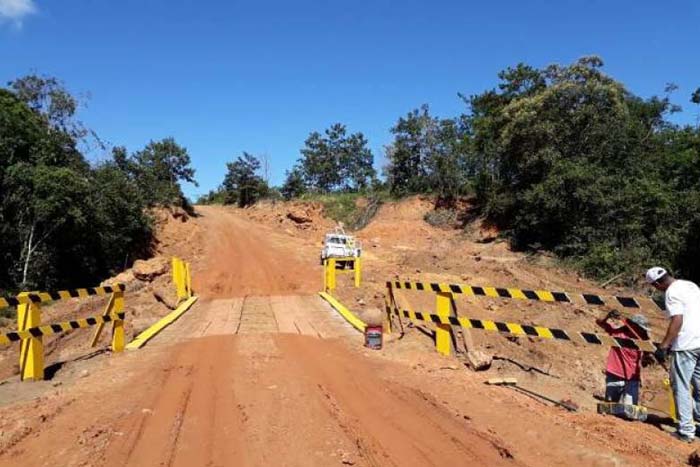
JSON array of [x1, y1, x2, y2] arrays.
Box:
[[133, 257, 170, 282], [101, 270, 135, 286], [152, 282, 179, 310], [170, 206, 189, 222], [363, 308, 384, 326], [286, 209, 313, 224], [467, 350, 493, 371]]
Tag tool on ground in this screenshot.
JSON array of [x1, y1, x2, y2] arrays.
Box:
[[487, 377, 578, 412], [596, 402, 648, 421]]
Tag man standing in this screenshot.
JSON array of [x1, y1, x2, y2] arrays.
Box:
[[647, 267, 700, 443]]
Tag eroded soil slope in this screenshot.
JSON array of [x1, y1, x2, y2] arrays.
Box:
[[0, 201, 694, 466]]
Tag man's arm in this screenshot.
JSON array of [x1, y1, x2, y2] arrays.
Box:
[[658, 314, 683, 349]]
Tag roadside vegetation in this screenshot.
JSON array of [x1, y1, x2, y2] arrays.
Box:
[[0, 75, 197, 294], [7, 53, 700, 292], [276, 57, 700, 283]]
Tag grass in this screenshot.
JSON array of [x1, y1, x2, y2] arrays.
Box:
[[299, 191, 392, 230]]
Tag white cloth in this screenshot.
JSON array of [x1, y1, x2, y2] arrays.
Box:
[[665, 280, 700, 351]]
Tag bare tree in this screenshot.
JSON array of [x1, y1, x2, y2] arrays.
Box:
[[260, 152, 271, 184]]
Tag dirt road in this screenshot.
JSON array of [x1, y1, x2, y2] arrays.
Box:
[[193, 205, 320, 298], [0, 206, 692, 466]]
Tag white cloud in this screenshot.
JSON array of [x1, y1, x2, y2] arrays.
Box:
[[0, 0, 37, 26]]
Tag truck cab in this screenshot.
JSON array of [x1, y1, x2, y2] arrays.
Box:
[[320, 230, 361, 266]]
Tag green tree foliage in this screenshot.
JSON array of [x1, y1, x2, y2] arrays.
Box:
[[196, 188, 227, 205], [126, 138, 197, 206], [385, 105, 470, 202], [281, 166, 306, 200], [0, 81, 153, 293], [9, 74, 85, 140], [465, 56, 700, 280], [298, 123, 375, 192], [222, 152, 269, 207], [692, 87, 700, 106], [692, 87, 700, 127]]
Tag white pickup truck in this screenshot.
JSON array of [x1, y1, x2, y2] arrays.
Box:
[[320, 229, 361, 266]]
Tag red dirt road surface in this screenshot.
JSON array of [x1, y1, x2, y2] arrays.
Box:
[[0, 205, 693, 466]]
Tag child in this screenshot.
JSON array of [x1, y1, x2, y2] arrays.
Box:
[[596, 310, 651, 405]]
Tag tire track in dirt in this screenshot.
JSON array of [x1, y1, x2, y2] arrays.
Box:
[[105, 336, 248, 467], [316, 383, 393, 467], [163, 386, 193, 467], [274, 334, 520, 467]]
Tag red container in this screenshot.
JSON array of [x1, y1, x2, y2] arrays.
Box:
[[365, 325, 383, 349]]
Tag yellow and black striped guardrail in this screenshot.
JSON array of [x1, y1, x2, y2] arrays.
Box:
[[387, 280, 659, 310], [0, 284, 126, 310], [390, 306, 657, 352], [0, 312, 126, 346]]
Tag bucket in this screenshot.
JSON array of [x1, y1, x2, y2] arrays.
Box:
[[365, 325, 383, 349]]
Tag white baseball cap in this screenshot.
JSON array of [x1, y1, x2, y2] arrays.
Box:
[[645, 267, 668, 284]]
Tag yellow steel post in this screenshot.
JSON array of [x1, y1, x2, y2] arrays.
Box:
[[383, 294, 392, 334], [328, 258, 337, 291], [172, 257, 187, 300], [323, 259, 328, 292], [111, 290, 125, 352], [172, 257, 180, 295], [185, 261, 192, 298], [354, 257, 362, 288], [663, 376, 699, 425], [664, 378, 678, 422], [435, 292, 452, 356], [18, 292, 44, 381]]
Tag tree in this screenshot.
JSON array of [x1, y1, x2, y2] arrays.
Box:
[[0, 87, 87, 288], [0, 84, 152, 292], [298, 123, 375, 192], [385, 105, 469, 201], [196, 188, 227, 205], [692, 87, 700, 127], [8, 74, 103, 152], [462, 56, 697, 279], [281, 166, 306, 200], [130, 138, 197, 206], [222, 152, 268, 207], [339, 131, 375, 191]]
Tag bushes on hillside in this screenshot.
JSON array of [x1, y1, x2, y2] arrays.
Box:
[[377, 57, 700, 281], [0, 76, 196, 293], [464, 57, 700, 280]]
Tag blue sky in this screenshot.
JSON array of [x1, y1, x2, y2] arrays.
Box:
[[2, 0, 699, 200]]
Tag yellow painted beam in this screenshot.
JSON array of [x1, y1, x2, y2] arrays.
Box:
[[126, 296, 198, 350], [318, 292, 367, 333]]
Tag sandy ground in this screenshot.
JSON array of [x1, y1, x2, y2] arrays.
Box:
[[0, 202, 695, 466]]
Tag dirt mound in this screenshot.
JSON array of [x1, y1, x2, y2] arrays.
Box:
[[243, 200, 335, 234], [150, 206, 202, 260]]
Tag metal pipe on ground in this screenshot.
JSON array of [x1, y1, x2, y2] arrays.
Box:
[[486, 378, 578, 412]]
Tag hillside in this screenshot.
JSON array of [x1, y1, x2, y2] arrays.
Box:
[[0, 199, 692, 466]]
